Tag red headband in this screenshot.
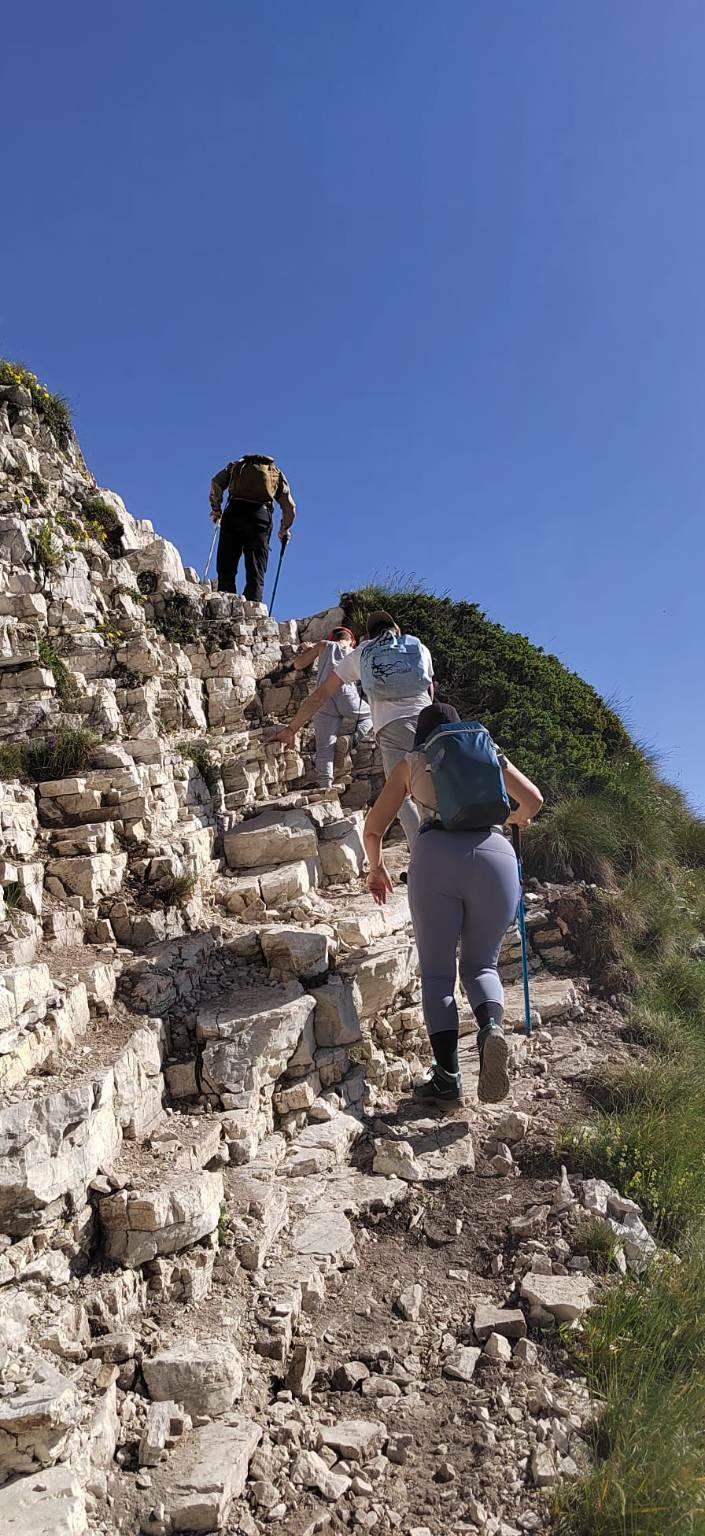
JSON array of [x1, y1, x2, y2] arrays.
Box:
[[327, 627, 356, 643]]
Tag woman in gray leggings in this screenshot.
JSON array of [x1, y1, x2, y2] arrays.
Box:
[[363, 703, 544, 1108]]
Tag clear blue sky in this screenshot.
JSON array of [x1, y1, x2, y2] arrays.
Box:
[[3, 2, 703, 806]]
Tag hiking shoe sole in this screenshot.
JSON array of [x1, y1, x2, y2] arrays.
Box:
[[478, 1032, 510, 1104]]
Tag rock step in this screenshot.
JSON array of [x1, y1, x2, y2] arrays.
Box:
[[0, 1020, 163, 1237]]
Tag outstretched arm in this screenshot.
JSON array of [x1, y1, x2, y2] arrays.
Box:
[[503, 760, 544, 828], [363, 759, 411, 904], [268, 671, 343, 745], [292, 641, 324, 672]]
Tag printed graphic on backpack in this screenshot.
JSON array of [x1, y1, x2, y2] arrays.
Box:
[[359, 634, 431, 701]]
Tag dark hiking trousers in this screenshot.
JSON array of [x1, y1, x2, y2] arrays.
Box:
[[216, 499, 273, 602]]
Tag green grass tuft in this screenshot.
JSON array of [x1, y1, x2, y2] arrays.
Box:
[[30, 521, 62, 576], [0, 725, 98, 784], [37, 636, 76, 701]]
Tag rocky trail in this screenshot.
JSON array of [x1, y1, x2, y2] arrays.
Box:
[[0, 379, 659, 1535]]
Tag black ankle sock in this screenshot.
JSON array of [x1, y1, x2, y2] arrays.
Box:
[[475, 1002, 505, 1033], [432, 1029, 459, 1075]]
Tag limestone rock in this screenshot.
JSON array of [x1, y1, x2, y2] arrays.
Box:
[[153, 1418, 261, 1532], [347, 938, 417, 1020], [294, 1448, 350, 1501], [472, 1305, 527, 1342], [395, 1283, 423, 1322], [286, 1342, 317, 1397], [310, 977, 361, 1047], [0, 1353, 78, 1477], [372, 1139, 423, 1182], [317, 1419, 386, 1462], [442, 1345, 481, 1383], [0, 1465, 87, 1535], [520, 1272, 594, 1322], [139, 1400, 191, 1468], [100, 1170, 224, 1266], [494, 1109, 529, 1142], [260, 925, 330, 981], [143, 1338, 244, 1416], [224, 808, 318, 870], [483, 1331, 512, 1362]]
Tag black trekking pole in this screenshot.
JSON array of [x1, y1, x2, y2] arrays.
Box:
[[268, 536, 289, 616], [511, 826, 532, 1037]]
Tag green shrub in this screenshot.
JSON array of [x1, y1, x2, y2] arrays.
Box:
[[155, 593, 201, 646], [30, 521, 61, 576], [37, 636, 75, 702], [0, 359, 73, 448], [182, 743, 222, 791], [77, 496, 123, 557]]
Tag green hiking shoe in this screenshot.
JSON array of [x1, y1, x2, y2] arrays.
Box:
[[477, 1025, 510, 1104], [413, 1065, 464, 1109]]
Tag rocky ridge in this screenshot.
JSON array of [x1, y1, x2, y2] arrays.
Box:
[[0, 383, 657, 1535]]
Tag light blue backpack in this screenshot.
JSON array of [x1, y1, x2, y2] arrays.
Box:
[[422, 721, 511, 830], [359, 633, 431, 702]]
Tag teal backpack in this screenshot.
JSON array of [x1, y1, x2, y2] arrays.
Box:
[[423, 721, 511, 830]]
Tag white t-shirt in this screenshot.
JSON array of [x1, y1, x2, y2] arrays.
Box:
[[334, 639, 434, 734]]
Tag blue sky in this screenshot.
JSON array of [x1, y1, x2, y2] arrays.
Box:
[[3, 2, 703, 805]]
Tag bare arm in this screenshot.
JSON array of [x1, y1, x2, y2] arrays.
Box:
[[363, 758, 411, 904], [503, 759, 544, 828], [292, 641, 324, 672], [268, 671, 343, 745]]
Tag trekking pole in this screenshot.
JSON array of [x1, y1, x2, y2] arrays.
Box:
[[268, 537, 289, 616], [511, 826, 533, 1037], [203, 526, 218, 583]]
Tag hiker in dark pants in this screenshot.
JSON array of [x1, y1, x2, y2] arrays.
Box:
[[209, 454, 296, 603], [363, 703, 544, 1109]]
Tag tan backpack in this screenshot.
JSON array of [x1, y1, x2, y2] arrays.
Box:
[[228, 455, 280, 505]]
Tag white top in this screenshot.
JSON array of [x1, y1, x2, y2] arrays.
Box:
[[334, 639, 434, 734]]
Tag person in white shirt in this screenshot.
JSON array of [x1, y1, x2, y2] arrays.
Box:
[[291, 626, 373, 788], [269, 610, 434, 847]]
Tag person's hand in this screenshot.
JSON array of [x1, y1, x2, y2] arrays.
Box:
[[279, 528, 292, 545], [266, 724, 297, 749], [210, 508, 221, 525], [507, 810, 532, 829], [367, 863, 394, 906]]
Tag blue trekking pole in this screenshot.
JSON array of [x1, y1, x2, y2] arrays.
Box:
[[512, 826, 532, 1037]]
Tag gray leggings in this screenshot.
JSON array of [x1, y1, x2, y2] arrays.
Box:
[[407, 827, 520, 1038]]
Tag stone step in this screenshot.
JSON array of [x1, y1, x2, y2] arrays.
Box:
[[341, 936, 418, 1021], [0, 1019, 163, 1237], [0, 975, 90, 1094], [196, 982, 316, 1161]]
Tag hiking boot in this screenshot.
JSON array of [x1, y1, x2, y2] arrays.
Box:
[[477, 1024, 510, 1104], [413, 1065, 464, 1109], [399, 871, 408, 886]]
